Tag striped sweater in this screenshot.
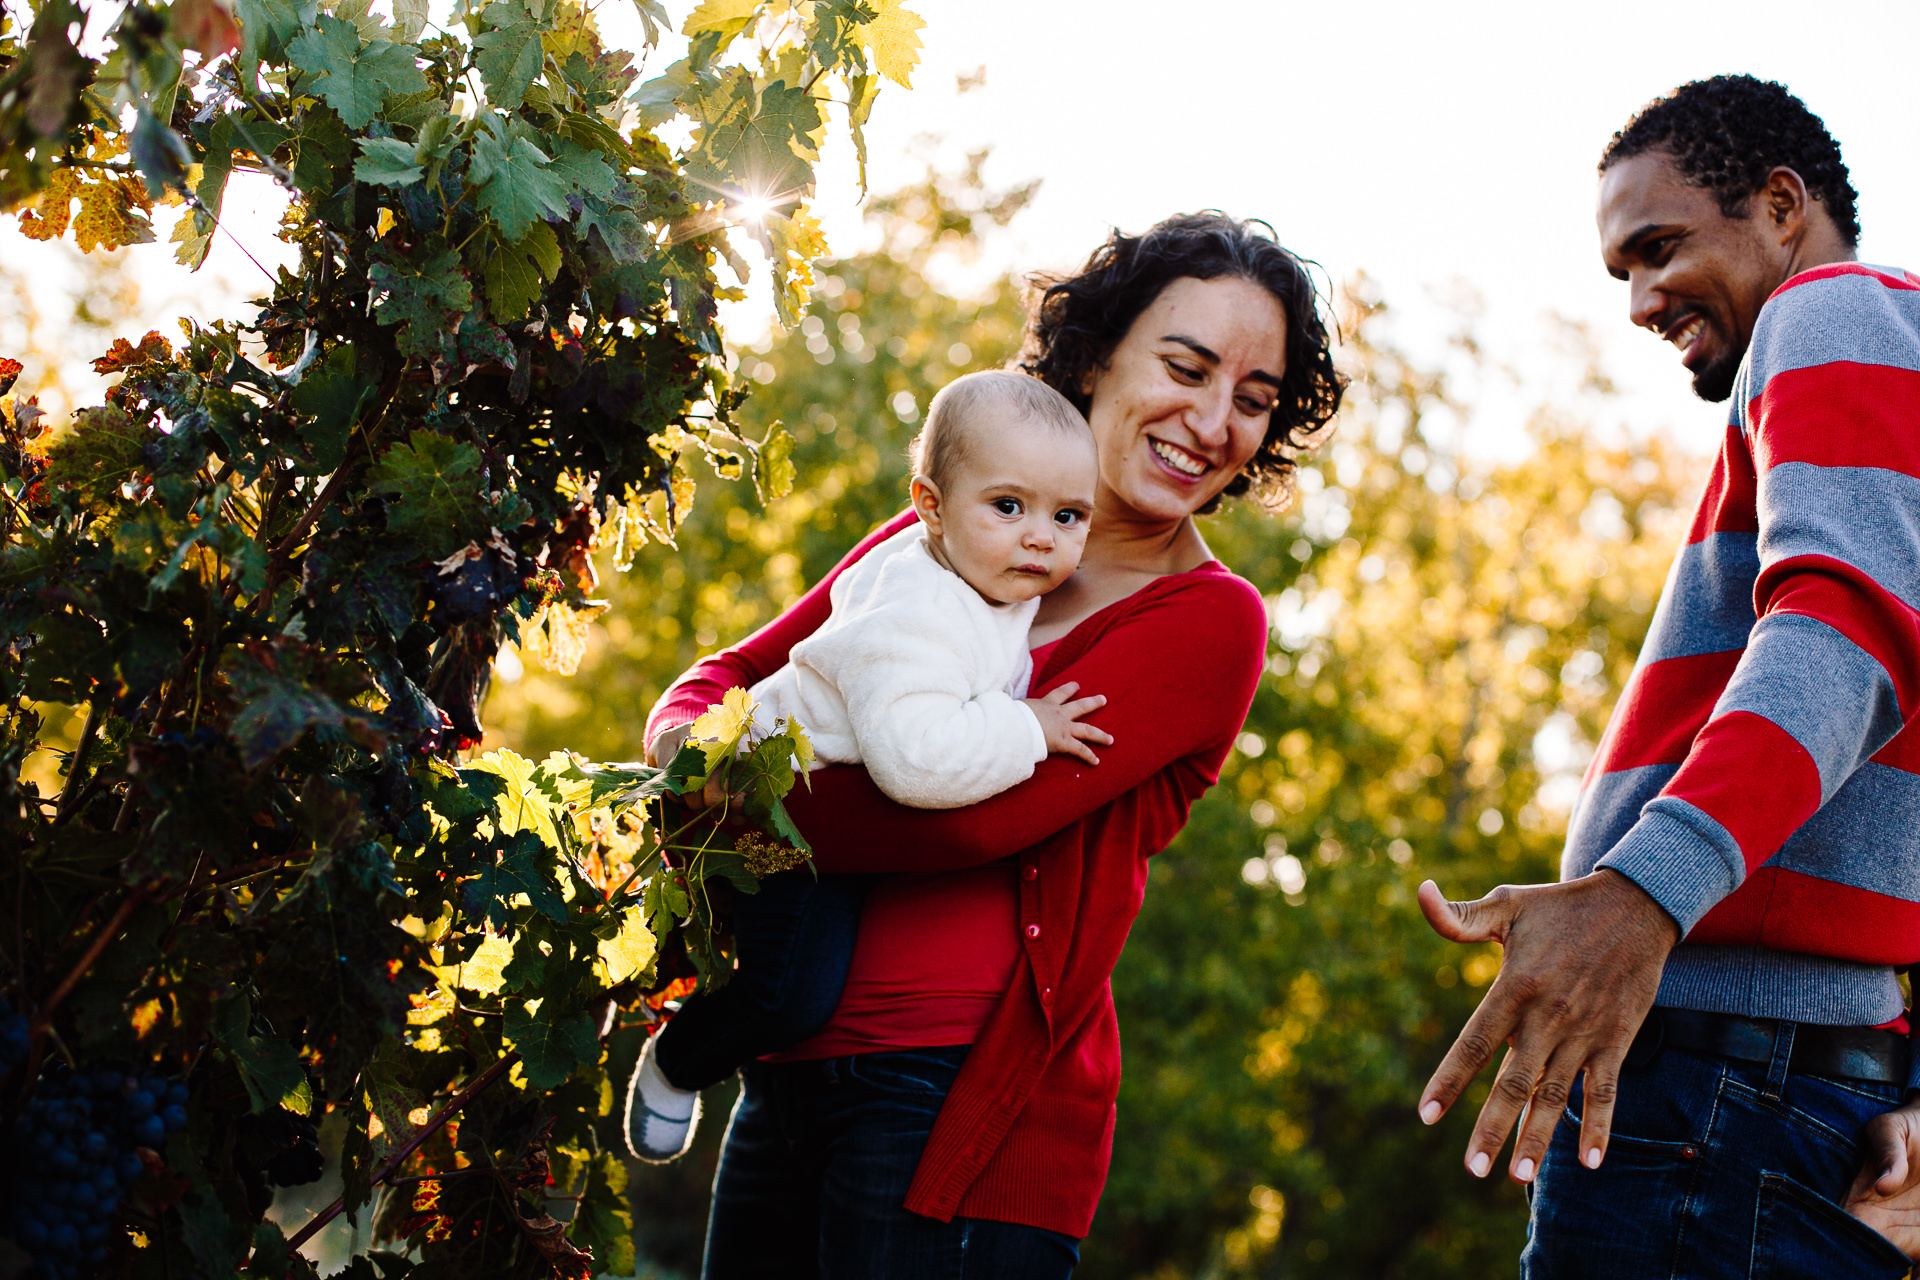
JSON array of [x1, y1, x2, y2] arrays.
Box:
[[1563, 263, 1920, 1065]]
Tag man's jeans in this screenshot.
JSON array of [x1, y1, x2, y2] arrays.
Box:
[[702, 1046, 1081, 1279], [1522, 1025, 1912, 1278]]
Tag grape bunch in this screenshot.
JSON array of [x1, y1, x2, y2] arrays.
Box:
[[4, 1063, 189, 1279], [0, 1001, 28, 1074]]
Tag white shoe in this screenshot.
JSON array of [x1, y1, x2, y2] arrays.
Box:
[[624, 1031, 701, 1163]]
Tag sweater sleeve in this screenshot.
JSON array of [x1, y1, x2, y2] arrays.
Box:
[[642, 510, 920, 751], [788, 571, 1270, 875], [1598, 267, 1920, 931]]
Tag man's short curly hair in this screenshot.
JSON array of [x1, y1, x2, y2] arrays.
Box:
[[1020, 213, 1345, 515], [1599, 75, 1859, 246]]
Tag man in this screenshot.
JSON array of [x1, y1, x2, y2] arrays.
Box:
[[1418, 75, 1920, 1274]]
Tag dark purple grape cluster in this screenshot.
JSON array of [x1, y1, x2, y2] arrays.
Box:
[[0, 1002, 27, 1074], [5, 1063, 188, 1279]]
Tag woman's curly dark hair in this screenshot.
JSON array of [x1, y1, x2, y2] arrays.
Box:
[[1020, 212, 1345, 515], [1599, 75, 1859, 246]]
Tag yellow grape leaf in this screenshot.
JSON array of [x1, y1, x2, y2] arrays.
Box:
[[683, 0, 757, 36], [765, 204, 827, 327], [16, 168, 79, 239], [454, 932, 513, 995], [71, 178, 156, 253], [862, 0, 924, 89], [597, 908, 657, 984], [468, 747, 564, 849], [688, 686, 756, 777], [787, 715, 814, 772], [520, 600, 602, 676]]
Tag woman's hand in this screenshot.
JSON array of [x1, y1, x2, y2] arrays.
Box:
[[1022, 681, 1112, 767]]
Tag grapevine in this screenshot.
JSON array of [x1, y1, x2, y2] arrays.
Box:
[[0, 0, 917, 1273]]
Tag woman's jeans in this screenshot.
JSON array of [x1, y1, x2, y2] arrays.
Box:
[[701, 1045, 1081, 1279], [654, 872, 868, 1092], [1522, 1026, 1912, 1278]]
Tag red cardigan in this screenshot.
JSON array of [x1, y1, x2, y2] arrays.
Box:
[[645, 511, 1268, 1236]]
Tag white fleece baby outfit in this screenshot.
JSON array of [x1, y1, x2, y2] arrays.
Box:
[[748, 523, 1048, 809]]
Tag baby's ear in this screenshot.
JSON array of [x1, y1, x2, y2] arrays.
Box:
[[909, 474, 943, 530]]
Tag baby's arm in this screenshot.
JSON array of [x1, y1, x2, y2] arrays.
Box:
[[1022, 682, 1111, 766]]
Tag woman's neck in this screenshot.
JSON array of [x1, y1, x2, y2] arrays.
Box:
[[1081, 507, 1213, 577]]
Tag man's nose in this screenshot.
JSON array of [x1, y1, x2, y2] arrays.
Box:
[[1629, 273, 1668, 333]]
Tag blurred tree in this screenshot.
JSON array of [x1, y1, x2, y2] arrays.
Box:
[[1087, 290, 1699, 1280], [485, 188, 1706, 1278]]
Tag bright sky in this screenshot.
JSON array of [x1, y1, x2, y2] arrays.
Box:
[[17, 0, 1918, 457]]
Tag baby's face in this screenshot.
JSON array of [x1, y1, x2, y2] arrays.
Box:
[[931, 418, 1098, 606]]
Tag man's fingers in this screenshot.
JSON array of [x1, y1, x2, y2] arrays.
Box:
[[1870, 1115, 1912, 1196], [1418, 990, 1518, 1127], [1571, 1057, 1623, 1173], [1416, 880, 1516, 945], [1463, 1044, 1546, 1179], [1510, 1050, 1582, 1182]]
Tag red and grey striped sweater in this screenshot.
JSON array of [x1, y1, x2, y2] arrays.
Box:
[[1566, 262, 1920, 1064]]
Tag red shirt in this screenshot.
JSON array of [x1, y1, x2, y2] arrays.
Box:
[[647, 512, 1267, 1236]]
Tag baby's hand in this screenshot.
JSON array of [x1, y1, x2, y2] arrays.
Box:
[[1023, 681, 1112, 767]]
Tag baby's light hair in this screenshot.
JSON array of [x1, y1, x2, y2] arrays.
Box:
[[909, 370, 1091, 491]]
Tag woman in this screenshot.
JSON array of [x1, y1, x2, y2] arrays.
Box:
[[644, 213, 1346, 1278]]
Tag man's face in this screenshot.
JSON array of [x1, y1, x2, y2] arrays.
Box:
[[1597, 151, 1787, 403]]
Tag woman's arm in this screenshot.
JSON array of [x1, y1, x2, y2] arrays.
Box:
[[789, 572, 1269, 874], [642, 510, 919, 752]]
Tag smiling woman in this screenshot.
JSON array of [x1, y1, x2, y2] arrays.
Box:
[[639, 212, 1347, 1278]]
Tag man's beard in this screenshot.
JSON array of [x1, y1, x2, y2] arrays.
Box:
[[1690, 340, 1744, 403]]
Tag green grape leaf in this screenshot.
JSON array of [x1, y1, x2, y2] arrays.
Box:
[[751, 426, 795, 503], [215, 994, 317, 1115], [290, 106, 352, 195], [286, 345, 373, 471], [287, 15, 428, 130], [630, 0, 668, 43], [503, 1002, 599, 1089], [44, 405, 147, 514], [391, 0, 428, 41], [473, 1, 543, 110], [366, 429, 484, 546], [464, 832, 568, 928], [367, 242, 472, 360], [353, 135, 423, 187], [469, 118, 572, 241], [684, 73, 821, 201], [235, 0, 313, 81], [469, 221, 559, 321], [545, 137, 617, 200]]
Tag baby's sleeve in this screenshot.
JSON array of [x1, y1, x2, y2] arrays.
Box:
[[798, 578, 1046, 809]]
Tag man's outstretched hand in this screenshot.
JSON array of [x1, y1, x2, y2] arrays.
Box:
[[1416, 870, 1679, 1183], [1847, 1099, 1920, 1259]]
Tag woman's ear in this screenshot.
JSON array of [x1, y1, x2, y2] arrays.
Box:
[[909, 474, 944, 535]]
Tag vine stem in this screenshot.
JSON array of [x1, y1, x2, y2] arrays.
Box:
[[29, 887, 149, 1036], [281, 1050, 521, 1260], [53, 696, 105, 824]]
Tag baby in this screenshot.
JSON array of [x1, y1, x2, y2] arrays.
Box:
[[626, 369, 1109, 1161]]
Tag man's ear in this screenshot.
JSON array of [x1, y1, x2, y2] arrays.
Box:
[[1762, 165, 1810, 243], [909, 474, 944, 535]]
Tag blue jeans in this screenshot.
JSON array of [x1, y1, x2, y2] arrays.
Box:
[[701, 1046, 1081, 1279], [1523, 1025, 1913, 1278], [654, 872, 868, 1092]]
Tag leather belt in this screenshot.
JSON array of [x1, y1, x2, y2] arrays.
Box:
[[1626, 1006, 1909, 1087]]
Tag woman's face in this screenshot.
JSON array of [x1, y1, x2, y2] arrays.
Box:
[[1082, 275, 1289, 525]]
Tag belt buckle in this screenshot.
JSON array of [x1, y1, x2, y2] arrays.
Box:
[[1624, 1009, 1665, 1069]]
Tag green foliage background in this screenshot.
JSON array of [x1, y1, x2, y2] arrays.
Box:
[[486, 168, 1701, 1278]]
